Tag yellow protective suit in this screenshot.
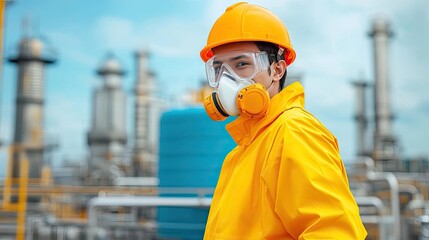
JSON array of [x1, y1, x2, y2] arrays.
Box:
[[204, 82, 367, 240]]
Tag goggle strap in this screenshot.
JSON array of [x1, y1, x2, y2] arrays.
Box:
[[257, 52, 270, 69], [276, 47, 285, 62]]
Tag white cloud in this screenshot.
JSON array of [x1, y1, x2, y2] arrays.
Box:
[[45, 31, 98, 66], [95, 17, 137, 51], [203, 1, 233, 25], [94, 15, 206, 58], [140, 17, 206, 57]]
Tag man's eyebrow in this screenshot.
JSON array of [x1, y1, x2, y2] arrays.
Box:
[[230, 55, 246, 61], [213, 55, 247, 65]]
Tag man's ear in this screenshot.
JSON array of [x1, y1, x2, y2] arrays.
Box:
[[272, 60, 287, 82]]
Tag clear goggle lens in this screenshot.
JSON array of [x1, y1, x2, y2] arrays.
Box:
[[205, 51, 270, 87]]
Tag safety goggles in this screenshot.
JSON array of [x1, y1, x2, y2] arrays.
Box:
[[205, 51, 270, 87]]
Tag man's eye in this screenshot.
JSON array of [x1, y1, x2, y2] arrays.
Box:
[[214, 66, 221, 74], [236, 62, 250, 68]]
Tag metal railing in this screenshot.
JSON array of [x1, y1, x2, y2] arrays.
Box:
[[348, 157, 401, 240], [87, 196, 212, 240]]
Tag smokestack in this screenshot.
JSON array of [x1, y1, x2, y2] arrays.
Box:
[[87, 53, 127, 182], [369, 18, 398, 167], [352, 81, 369, 156], [8, 36, 56, 179], [133, 50, 148, 177], [133, 50, 160, 177]]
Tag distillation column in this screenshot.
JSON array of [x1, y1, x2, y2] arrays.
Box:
[[133, 50, 164, 177], [352, 81, 369, 156], [8, 37, 56, 179], [369, 18, 398, 168], [87, 54, 127, 183]]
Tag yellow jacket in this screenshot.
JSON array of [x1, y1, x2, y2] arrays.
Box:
[[204, 82, 367, 240]]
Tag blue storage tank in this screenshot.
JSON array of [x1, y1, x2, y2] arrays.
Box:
[[157, 107, 236, 240]]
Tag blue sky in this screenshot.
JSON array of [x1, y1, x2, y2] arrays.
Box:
[[1, 0, 428, 172]]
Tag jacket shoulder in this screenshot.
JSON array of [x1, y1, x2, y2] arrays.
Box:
[[278, 107, 338, 148]]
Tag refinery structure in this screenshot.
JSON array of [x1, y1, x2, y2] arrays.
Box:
[[1, 5, 429, 240]]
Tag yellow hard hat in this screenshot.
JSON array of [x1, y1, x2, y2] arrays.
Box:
[[200, 2, 296, 66]]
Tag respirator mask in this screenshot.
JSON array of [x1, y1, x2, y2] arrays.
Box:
[[203, 51, 271, 121]]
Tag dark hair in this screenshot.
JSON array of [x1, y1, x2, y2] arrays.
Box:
[[255, 42, 288, 92]]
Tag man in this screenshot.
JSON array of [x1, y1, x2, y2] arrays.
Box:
[[201, 2, 367, 239]]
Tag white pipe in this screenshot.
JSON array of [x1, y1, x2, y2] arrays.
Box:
[[113, 177, 159, 186], [367, 171, 400, 240], [420, 215, 429, 240], [355, 196, 387, 239], [355, 196, 385, 214], [87, 196, 211, 240]]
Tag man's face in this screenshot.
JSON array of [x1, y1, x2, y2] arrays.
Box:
[[212, 42, 279, 97]]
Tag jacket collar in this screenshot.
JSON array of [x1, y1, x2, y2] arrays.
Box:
[[226, 81, 305, 146]]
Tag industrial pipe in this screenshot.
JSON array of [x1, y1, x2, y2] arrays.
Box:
[[87, 196, 212, 240], [367, 171, 401, 240], [355, 196, 388, 239]]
